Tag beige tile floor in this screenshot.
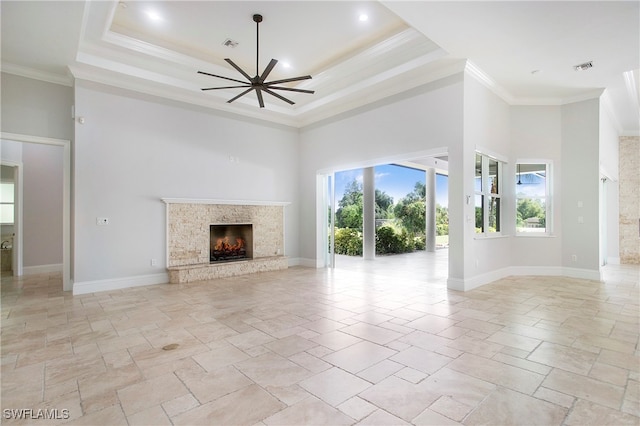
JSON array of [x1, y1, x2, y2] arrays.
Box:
[[1, 251, 638, 425]]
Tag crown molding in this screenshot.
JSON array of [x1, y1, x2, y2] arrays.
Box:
[[1, 62, 73, 87]]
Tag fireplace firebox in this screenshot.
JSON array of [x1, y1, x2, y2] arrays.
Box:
[[210, 224, 253, 263]]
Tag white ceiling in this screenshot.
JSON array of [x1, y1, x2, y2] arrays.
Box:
[[1, 1, 638, 132]]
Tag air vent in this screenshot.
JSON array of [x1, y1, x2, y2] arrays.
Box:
[[223, 39, 239, 48], [574, 61, 593, 71]]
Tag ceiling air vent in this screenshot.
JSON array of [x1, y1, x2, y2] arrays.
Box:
[[223, 39, 239, 48], [574, 61, 593, 71]]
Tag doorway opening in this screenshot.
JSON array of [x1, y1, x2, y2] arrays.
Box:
[[1, 133, 71, 291], [320, 151, 450, 283]]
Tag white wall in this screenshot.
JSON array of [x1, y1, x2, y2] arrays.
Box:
[[561, 99, 601, 277], [510, 106, 563, 269], [462, 74, 511, 288], [298, 74, 464, 275], [22, 143, 64, 268], [73, 80, 300, 290], [0, 73, 73, 141], [1, 73, 68, 272]]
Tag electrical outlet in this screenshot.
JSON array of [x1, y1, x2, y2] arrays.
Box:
[[151, 259, 157, 266], [96, 217, 109, 226], [571, 254, 577, 262]]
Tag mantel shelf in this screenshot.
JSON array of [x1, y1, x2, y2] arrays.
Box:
[[162, 198, 290, 206]]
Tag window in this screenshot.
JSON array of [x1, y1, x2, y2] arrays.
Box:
[[0, 182, 15, 224], [475, 153, 502, 234], [516, 162, 550, 234]]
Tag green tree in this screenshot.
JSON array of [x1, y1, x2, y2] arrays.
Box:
[[335, 179, 394, 229], [517, 198, 545, 227], [436, 204, 449, 236], [394, 182, 426, 236]]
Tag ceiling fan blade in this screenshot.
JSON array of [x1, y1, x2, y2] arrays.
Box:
[[263, 88, 295, 105], [265, 75, 312, 85], [255, 89, 265, 108], [227, 88, 254, 104], [260, 59, 278, 82], [225, 58, 253, 82], [201, 85, 251, 91], [197, 71, 248, 85], [265, 86, 315, 94]]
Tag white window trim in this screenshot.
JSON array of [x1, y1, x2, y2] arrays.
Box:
[[515, 160, 553, 236], [475, 152, 503, 236]]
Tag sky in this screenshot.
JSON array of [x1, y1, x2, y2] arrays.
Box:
[[334, 164, 448, 207]]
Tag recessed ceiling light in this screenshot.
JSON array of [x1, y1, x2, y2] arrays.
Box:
[[281, 62, 291, 69], [359, 14, 369, 22], [145, 10, 163, 22]]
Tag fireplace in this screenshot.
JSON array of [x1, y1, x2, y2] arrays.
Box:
[[210, 224, 253, 263]]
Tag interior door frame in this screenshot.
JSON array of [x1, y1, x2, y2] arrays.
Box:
[[1, 132, 72, 291], [0, 159, 23, 276]]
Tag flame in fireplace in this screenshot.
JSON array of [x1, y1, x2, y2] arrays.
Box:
[[214, 237, 245, 252]]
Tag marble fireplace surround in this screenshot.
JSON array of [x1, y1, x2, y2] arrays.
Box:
[[162, 198, 289, 283]]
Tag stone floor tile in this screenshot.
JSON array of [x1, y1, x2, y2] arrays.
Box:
[[429, 395, 473, 422], [337, 396, 377, 421], [542, 368, 625, 409], [127, 405, 172, 425], [161, 393, 200, 418], [486, 330, 541, 352], [357, 409, 411, 425], [172, 384, 285, 425], [62, 404, 127, 425], [2, 262, 637, 425], [299, 367, 371, 406], [565, 398, 640, 425], [322, 341, 396, 374], [235, 352, 313, 388], [263, 396, 354, 425], [191, 342, 249, 372], [117, 372, 190, 416], [263, 334, 318, 357], [448, 353, 544, 395], [412, 408, 462, 425], [465, 387, 567, 425], [527, 341, 598, 375], [405, 314, 458, 334], [357, 359, 405, 383], [359, 376, 439, 422], [339, 322, 403, 345], [390, 346, 453, 374], [175, 364, 252, 404], [492, 352, 552, 375], [311, 330, 362, 351], [533, 386, 575, 409], [288, 351, 332, 373], [394, 367, 428, 383]]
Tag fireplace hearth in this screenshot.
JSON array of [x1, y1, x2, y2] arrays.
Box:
[[210, 224, 253, 263]]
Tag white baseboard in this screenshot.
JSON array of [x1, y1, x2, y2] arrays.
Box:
[[23, 263, 63, 275], [291, 258, 318, 268], [448, 266, 601, 291], [73, 272, 169, 295]]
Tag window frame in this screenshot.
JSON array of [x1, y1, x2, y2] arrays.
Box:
[[474, 152, 503, 236], [0, 180, 15, 225], [515, 161, 552, 236]]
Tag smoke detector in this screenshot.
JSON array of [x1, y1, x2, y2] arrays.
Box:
[[574, 61, 593, 71]]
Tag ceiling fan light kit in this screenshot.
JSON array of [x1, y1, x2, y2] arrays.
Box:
[[199, 14, 315, 108]]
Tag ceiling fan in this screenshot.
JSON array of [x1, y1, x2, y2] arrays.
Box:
[[198, 14, 315, 108]]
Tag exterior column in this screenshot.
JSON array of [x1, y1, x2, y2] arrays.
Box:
[[426, 168, 436, 252], [363, 167, 376, 260]]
